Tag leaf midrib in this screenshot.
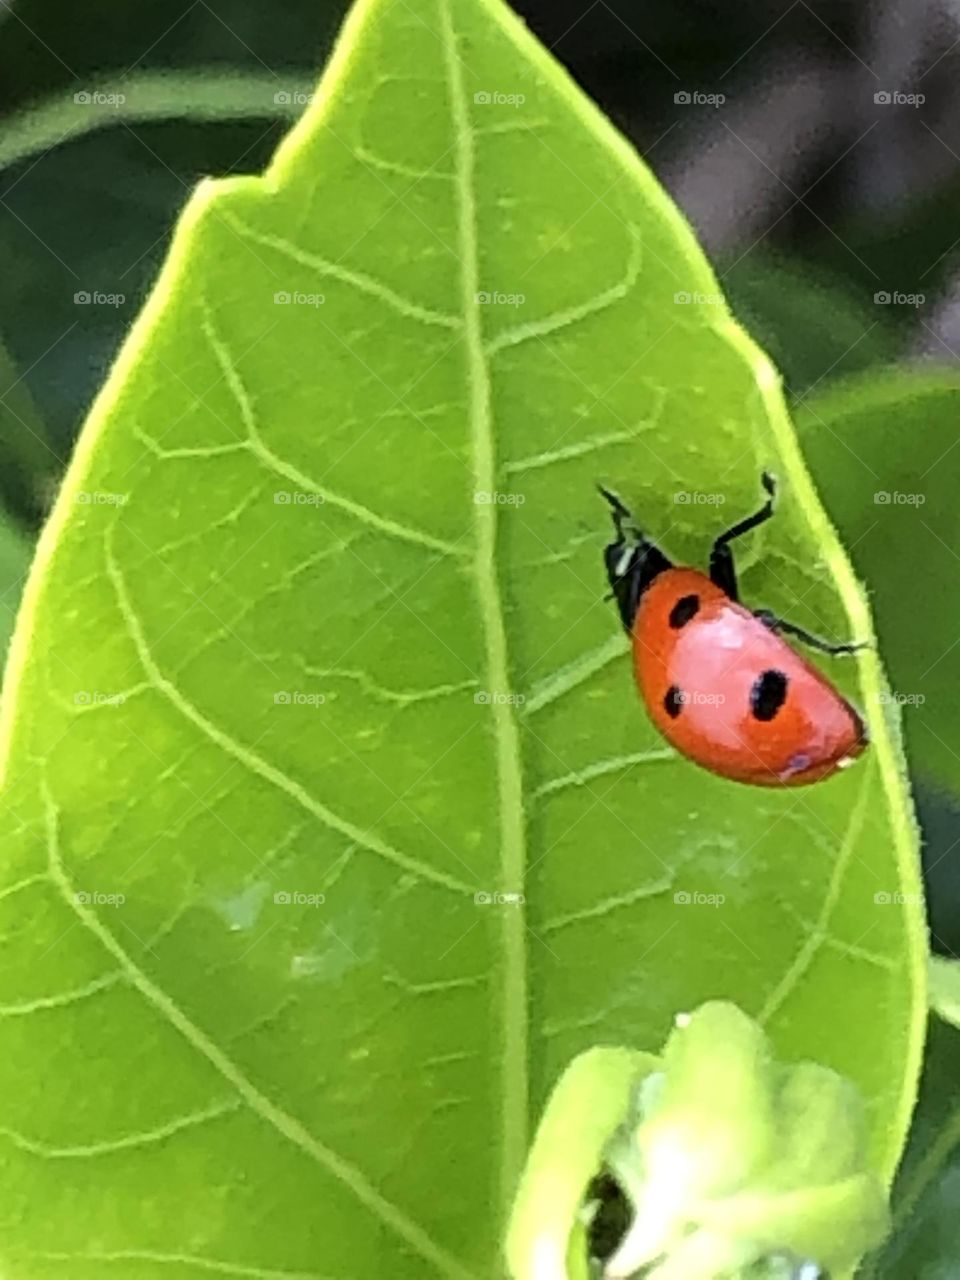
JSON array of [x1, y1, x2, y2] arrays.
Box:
[[439, 0, 530, 1230]]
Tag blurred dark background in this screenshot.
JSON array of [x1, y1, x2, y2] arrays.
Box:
[[0, 0, 958, 1274]]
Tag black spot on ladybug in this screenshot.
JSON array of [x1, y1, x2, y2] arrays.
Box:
[[750, 669, 788, 721], [664, 686, 684, 718], [668, 594, 700, 629]]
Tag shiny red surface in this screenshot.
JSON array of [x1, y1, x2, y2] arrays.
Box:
[[632, 568, 867, 786]]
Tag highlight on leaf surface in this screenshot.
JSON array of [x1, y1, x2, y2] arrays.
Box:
[[506, 1003, 890, 1280]]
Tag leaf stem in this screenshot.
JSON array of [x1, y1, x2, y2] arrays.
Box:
[[0, 70, 312, 173]]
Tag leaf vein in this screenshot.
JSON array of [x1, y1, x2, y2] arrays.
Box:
[[201, 308, 465, 557], [533, 748, 677, 800], [522, 633, 629, 716], [502, 421, 659, 475], [221, 211, 462, 329], [105, 539, 473, 898], [759, 765, 876, 1024], [440, 0, 530, 1221], [1, 1097, 241, 1159], [42, 787, 473, 1280], [485, 225, 642, 356]]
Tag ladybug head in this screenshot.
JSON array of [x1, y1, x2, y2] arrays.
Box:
[[599, 486, 671, 632]]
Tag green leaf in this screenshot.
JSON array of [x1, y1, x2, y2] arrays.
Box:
[[720, 253, 898, 397], [0, 336, 58, 527], [0, 71, 311, 175], [864, 1017, 960, 1280], [0, 510, 31, 666], [796, 367, 960, 796], [601, 1003, 888, 1280], [928, 955, 960, 1029], [506, 1004, 889, 1280], [506, 1043, 658, 1280], [0, 0, 925, 1275]]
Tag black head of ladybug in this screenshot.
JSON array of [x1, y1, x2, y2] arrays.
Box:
[[598, 484, 671, 632]]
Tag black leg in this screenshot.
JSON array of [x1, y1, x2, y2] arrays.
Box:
[[754, 609, 868, 656], [709, 471, 777, 600], [598, 486, 672, 632]]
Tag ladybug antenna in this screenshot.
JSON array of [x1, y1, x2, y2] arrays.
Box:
[[597, 484, 634, 539]]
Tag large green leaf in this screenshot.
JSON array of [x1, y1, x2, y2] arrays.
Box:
[[0, 0, 924, 1275]]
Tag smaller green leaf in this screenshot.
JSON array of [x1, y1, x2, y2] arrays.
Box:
[[864, 1017, 960, 1280], [508, 1003, 888, 1280], [506, 1046, 659, 1280], [797, 368, 960, 796], [720, 253, 897, 396], [0, 336, 57, 527], [774, 1063, 865, 1185], [619, 1003, 776, 1205], [0, 513, 31, 665], [607, 1003, 887, 1280], [929, 955, 960, 1029]]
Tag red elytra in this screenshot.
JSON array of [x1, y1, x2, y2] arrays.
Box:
[[601, 474, 868, 787]]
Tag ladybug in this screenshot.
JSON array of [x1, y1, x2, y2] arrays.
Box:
[[600, 473, 868, 787]]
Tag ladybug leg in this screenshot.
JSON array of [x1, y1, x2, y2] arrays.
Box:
[[754, 609, 868, 656], [709, 471, 777, 601], [598, 486, 671, 632]]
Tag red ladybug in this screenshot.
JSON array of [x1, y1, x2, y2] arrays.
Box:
[[600, 473, 868, 787]]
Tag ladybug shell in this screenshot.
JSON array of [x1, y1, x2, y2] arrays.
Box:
[[633, 568, 867, 787]]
